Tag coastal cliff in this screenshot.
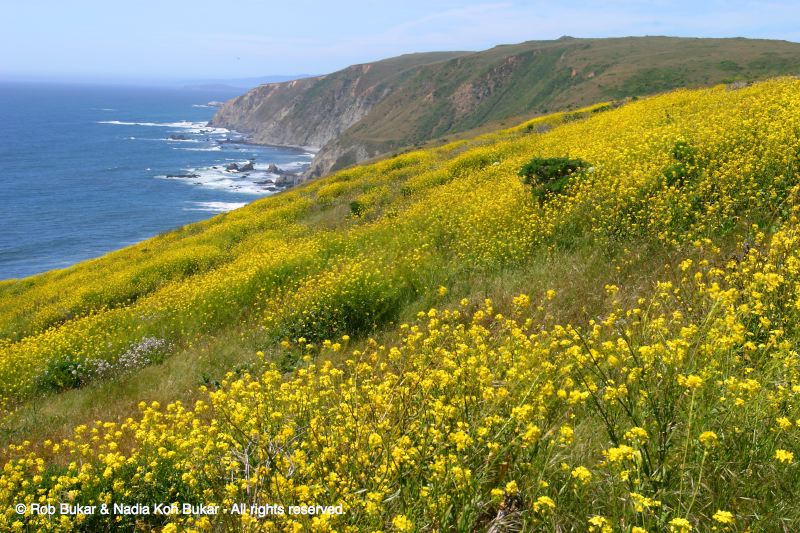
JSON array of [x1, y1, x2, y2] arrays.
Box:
[[211, 36, 800, 179], [210, 71, 383, 151], [209, 52, 469, 166]]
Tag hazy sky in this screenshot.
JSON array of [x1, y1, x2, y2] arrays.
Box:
[[3, 0, 799, 83]]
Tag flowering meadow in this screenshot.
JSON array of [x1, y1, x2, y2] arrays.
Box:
[[2, 78, 800, 530]]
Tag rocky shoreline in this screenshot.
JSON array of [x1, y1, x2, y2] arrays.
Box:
[[165, 156, 305, 191], [162, 125, 317, 193], [203, 130, 317, 190]]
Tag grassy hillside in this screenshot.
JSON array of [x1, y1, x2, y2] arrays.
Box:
[[3, 78, 800, 530], [344, 36, 800, 148], [212, 36, 800, 177]]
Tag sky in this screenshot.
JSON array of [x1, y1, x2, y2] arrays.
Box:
[[2, 0, 800, 84]]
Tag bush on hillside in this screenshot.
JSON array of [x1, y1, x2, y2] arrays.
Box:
[[663, 139, 700, 187], [37, 354, 92, 391], [519, 156, 590, 203], [349, 200, 366, 217]]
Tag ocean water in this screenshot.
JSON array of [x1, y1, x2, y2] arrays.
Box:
[[0, 82, 312, 280]]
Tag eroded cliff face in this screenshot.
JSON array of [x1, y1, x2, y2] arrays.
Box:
[[210, 66, 389, 151], [210, 77, 322, 148]]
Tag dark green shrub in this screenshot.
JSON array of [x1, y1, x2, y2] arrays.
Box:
[[663, 140, 699, 187], [663, 163, 691, 187], [671, 140, 697, 164], [37, 354, 91, 391], [519, 156, 590, 203], [350, 200, 366, 217]]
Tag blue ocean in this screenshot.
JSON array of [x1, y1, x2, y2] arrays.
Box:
[[0, 82, 312, 280]]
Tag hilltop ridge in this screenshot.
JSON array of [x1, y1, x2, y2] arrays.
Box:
[[211, 36, 800, 178]]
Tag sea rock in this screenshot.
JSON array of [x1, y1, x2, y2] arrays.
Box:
[[169, 134, 190, 141], [165, 173, 199, 179], [225, 163, 239, 171], [266, 163, 286, 174], [239, 161, 255, 172]]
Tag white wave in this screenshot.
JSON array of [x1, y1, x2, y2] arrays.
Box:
[[100, 120, 199, 127], [183, 202, 247, 213], [175, 146, 222, 152], [98, 120, 229, 134], [192, 104, 210, 108]]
